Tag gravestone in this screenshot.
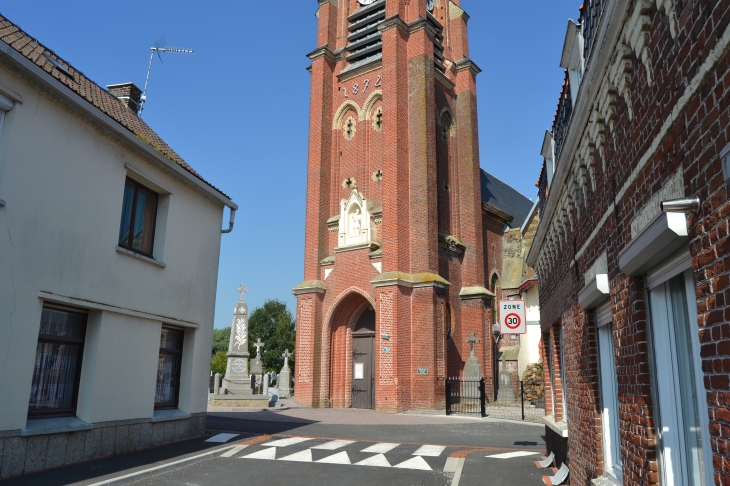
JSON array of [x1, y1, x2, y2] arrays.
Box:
[[209, 285, 270, 407], [279, 349, 293, 398], [497, 354, 515, 404], [464, 332, 482, 379], [250, 338, 265, 376]]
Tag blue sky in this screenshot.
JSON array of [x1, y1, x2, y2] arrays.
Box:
[[2, 1, 580, 328]]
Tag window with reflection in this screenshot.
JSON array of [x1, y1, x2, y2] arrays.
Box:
[[28, 307, 87, 418], [155, 327, 184, 409], [118, 178, 158, 258]]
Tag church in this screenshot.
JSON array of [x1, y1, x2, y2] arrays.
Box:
[[293, 0, 533, 412]]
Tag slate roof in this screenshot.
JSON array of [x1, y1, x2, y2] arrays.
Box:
[[0, 15, 229, 199], [480, 170, 534, 228]]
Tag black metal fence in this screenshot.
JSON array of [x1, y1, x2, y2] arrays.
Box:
[[445, 377, 486, 417]]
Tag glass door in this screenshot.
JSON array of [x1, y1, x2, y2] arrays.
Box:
[[648, 269, 711, 486]]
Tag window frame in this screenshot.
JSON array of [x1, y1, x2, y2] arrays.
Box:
[[118, 177, 159, 259], [28, 305, 88, 420], [154, 326, 185, 411], [596, 303, 623, 483], [646, 255, 713, 486]]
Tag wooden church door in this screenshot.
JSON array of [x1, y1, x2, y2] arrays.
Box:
[[352, 309, 375, 409]]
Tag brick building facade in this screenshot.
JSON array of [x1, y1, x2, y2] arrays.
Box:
[[528, 0, 730, 484], [293, 0, 533, 413]]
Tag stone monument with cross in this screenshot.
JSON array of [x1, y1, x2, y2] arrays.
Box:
[[279, 349, 293, 398], [250, 337, 265, 377], [464, 332, 482, 380], [209, 285, 270, 407]]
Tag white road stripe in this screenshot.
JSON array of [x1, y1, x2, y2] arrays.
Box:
[[354, 454, 391, 467], [261, 438, 312, 448], [316, 451, 352, 465], [413, 445, 447, 457], [220, 445, 247, 458], [394, 456, 432, 470], [486, 451, 540, 459], [278, 450, 313, 462], [361, 443, 400, 454], [205, 433, 239, 443], [311, 440, 356, 450], [241, 447, 277, 460]]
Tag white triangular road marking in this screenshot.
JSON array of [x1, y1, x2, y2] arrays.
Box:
[[312, 440, 356, 450], [413, 445, 446, 457], [486, 451, 540, 459], [361, 443, 400, 454], [316, 451, 352, 465], [262, 438, 311, 448], [240, 447, 277, 460], [355, 454, 391, 467], [278, 449, 313, 462], [220, 445, 247, 458], [394, 456, 432, 471]]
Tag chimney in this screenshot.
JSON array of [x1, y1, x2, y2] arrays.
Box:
[[107, 82, 143, 114]]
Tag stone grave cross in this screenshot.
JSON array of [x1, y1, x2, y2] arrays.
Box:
[[466, 332, 481, 356], [282, 349, 292, 370], [237, 284, 248, 301], [254, 338, 265, 357]]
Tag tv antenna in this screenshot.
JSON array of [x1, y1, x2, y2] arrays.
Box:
[[139, 36, 194, 116]]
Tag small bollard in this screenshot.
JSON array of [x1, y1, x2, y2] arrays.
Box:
[[214, 373, 221, 396]]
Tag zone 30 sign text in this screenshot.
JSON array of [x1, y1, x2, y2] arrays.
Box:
[[499, 300, 527, 335]]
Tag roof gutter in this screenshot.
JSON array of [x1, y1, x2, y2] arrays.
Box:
[[0, 41, 237, 212]]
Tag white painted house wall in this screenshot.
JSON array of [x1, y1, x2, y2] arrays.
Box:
[[518, 284, 542, 377], [0, 64, 227, 434]]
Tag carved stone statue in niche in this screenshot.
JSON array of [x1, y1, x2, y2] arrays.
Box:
[[337, 188, 378, 249], [350, 209, 362, 238]]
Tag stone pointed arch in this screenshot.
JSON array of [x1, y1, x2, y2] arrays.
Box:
[[332, 100, 362, 130], [361, 90, 383, 121], [322, 287, 376, 408]]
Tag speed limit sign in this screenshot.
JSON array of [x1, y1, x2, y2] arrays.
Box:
[[499, 300, 527, 334]]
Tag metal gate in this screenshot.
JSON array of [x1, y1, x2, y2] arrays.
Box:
[[445, 377, 486, 417]]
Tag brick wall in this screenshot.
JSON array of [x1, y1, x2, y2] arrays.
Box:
[[296, 0, 494, 412], [533, 0, 730, 484]]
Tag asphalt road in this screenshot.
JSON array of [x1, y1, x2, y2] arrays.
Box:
[[2, 414, 549, 486], [127, 416, 548, 486]]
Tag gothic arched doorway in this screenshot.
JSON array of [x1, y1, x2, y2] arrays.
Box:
[[326, 290, 376, 409]]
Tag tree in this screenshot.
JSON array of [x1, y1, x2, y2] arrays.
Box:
[[248, 300, 296, 373], [210, 351, 227, 374], [212, 327, 230, 356]]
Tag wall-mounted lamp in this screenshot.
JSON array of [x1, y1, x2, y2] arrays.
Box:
[[492, 323, 501, 337], [661, 196, 701, 214]]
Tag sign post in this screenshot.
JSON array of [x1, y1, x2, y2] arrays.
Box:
[[499, 300, 527, 335]]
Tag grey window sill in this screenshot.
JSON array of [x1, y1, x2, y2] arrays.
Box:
[[116, 246, 166, 268], [151, 409, 191, 423], [21, 417, 93, 436]]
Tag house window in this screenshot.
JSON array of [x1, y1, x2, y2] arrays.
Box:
[[596, 301, 622, 483], [155, 327, 184, 410], [118, 177, 158, 258], [648, 266, 712, 485], [28, 307, 87, 419]]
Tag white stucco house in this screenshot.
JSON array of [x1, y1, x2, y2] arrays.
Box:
[[0, 15, 237, 478]]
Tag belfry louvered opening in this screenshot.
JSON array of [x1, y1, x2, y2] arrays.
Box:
[[346, 0, 386, 65], [427, 12, 445, 73]]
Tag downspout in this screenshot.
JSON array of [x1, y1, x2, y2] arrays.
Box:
[[221, 208, 236, 234]]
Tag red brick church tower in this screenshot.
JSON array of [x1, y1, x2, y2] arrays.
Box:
[[294, 0, 494, 412]]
